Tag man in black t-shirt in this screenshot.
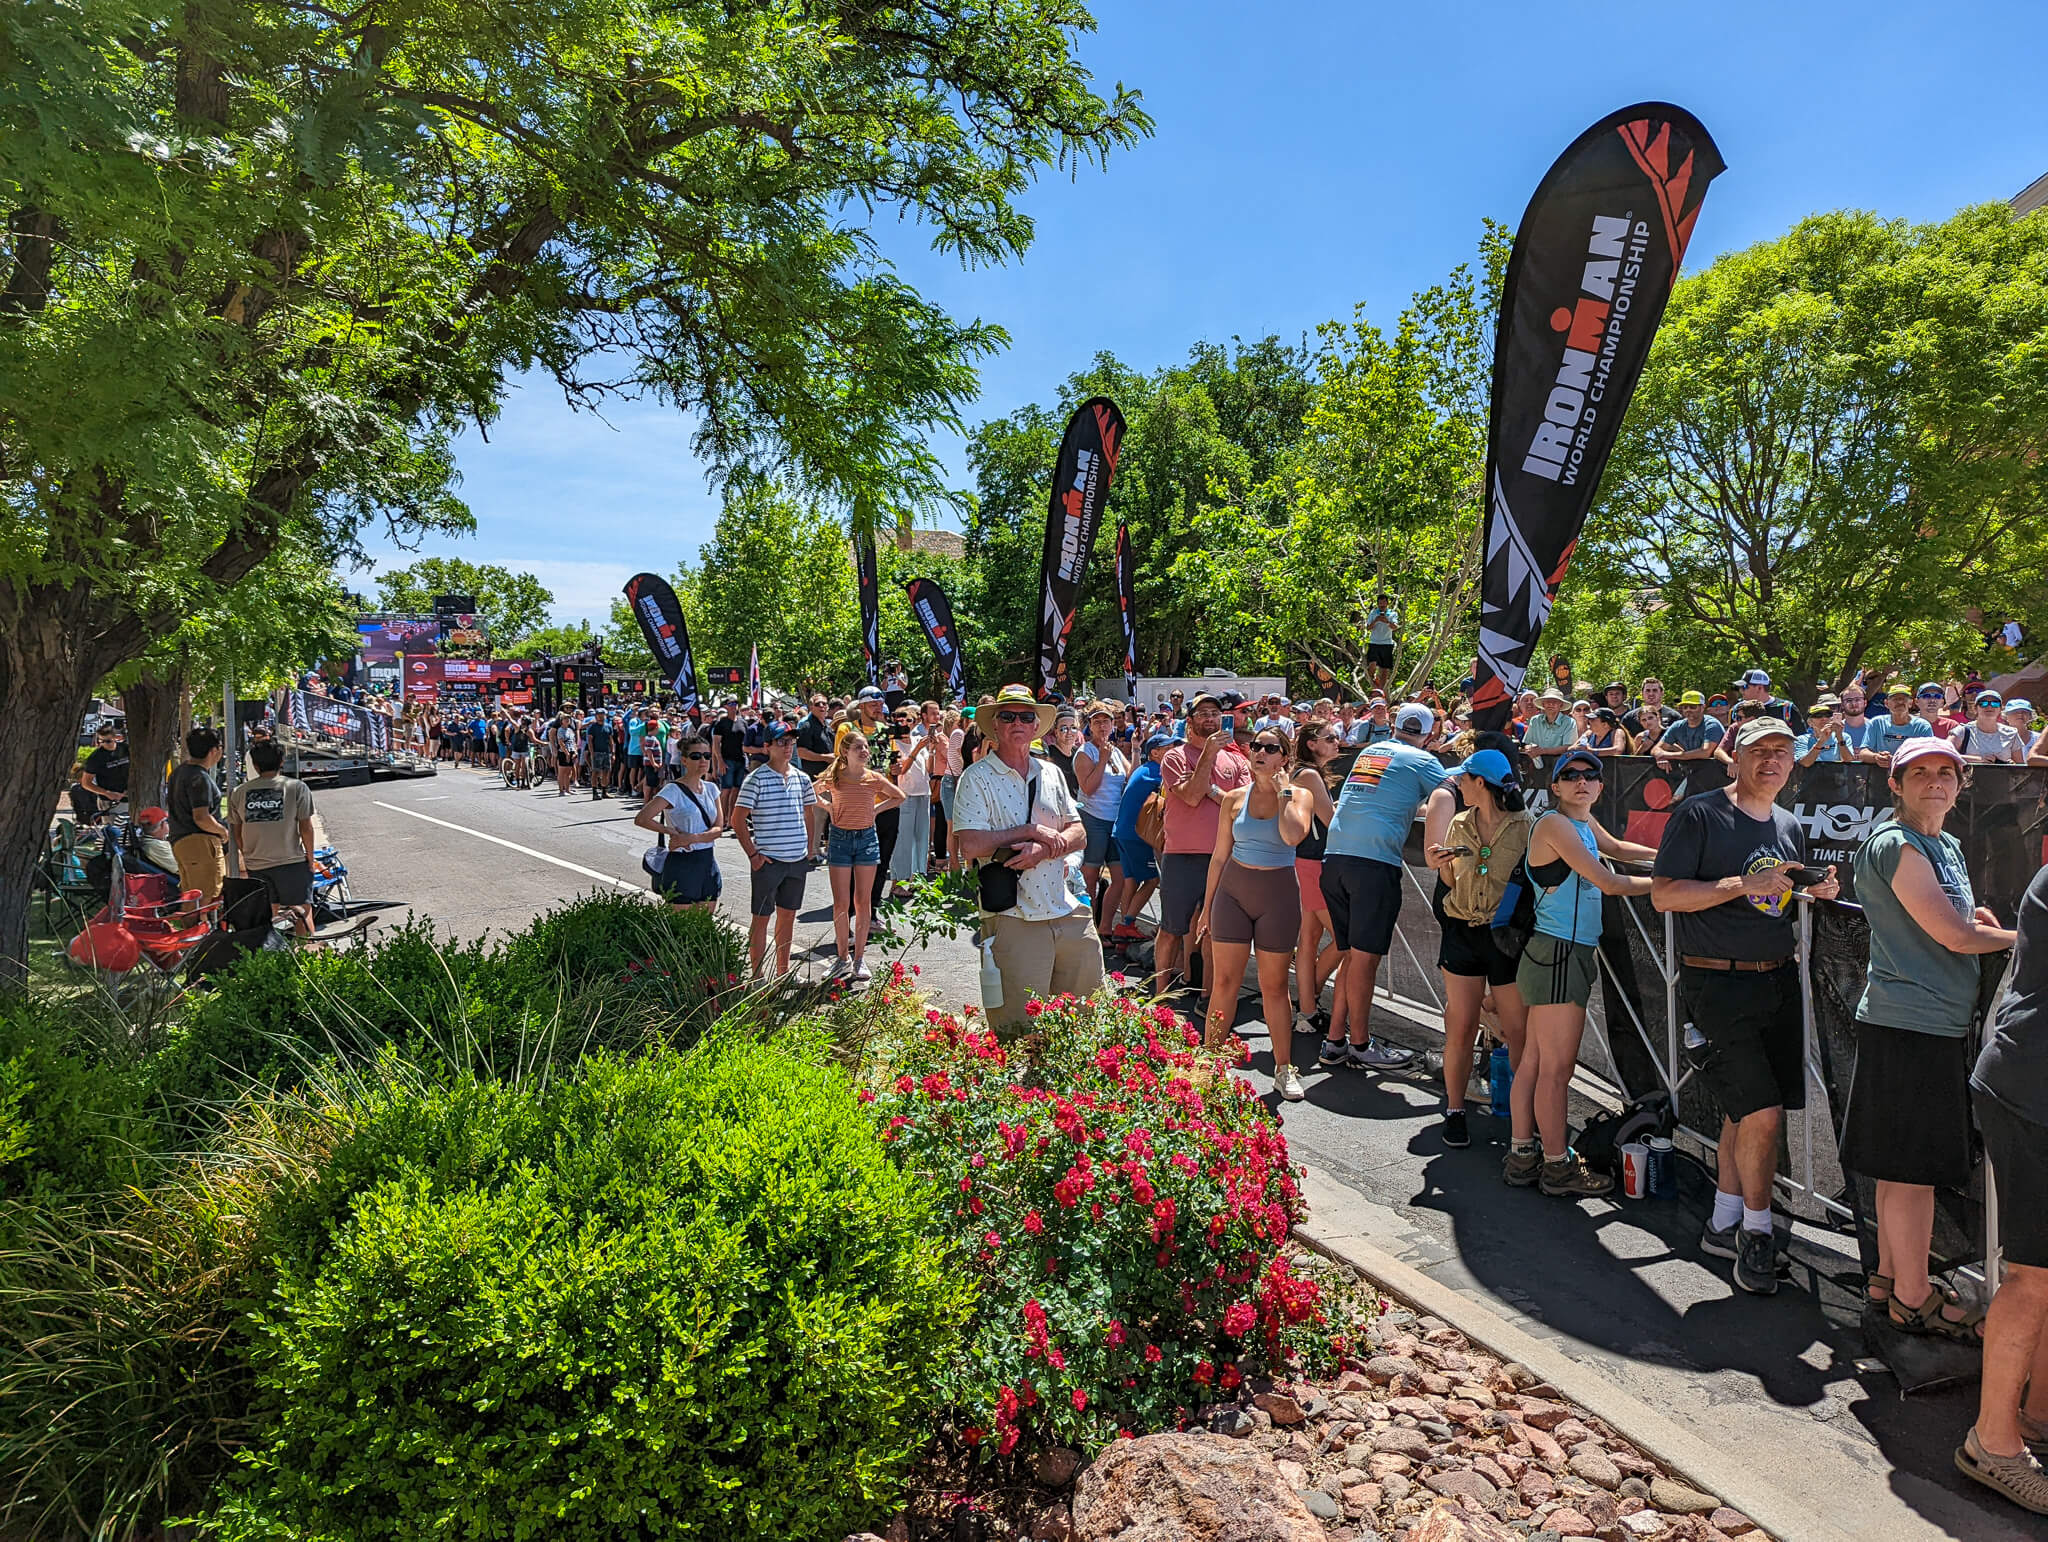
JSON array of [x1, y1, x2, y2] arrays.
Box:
[[1620, 677, 1681, 742], [76, 723, 131, 825], [165, 727, 229, 905], [585, 712, 614, 799], [794, 695, 836, 862], [710, 700, 748, 825], [1652, 717, 1838, 1297]]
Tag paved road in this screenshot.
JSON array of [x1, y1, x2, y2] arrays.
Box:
[[323, 766, 2023, 1542]]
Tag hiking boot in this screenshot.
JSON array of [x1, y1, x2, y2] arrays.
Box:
[[1274, 1064, 1307, 1102], [1538, 1152, 1615, 1198], [1347, 1037, 1416, 1070], [1502, 1146, 1543, 1187], [1441, 1109, 1470, 1149], [1318, 1039, 1348, 1069], [1957, 1427, 2048, 1515], [1733, 1227, 1780, 1296]]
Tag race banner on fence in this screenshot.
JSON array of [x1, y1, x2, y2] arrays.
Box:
[[623, 572, 701, 707], [1470, 105, 1723, 730], [1035, 396, 1126, 700], [1114, 520, 1139, 702], [905, 575, 967, 704], [855, 534, 881, 687], [284, 691, 390, 754]]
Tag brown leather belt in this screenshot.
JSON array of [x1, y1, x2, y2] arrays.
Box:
[[1681, 954, 1795, 973]]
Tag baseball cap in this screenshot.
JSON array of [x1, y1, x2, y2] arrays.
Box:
[[1740, 668, 1772, 688], [1916, 682, 1945, 699], [1553, 747, 1605, 776], [1733, 717, 1795, 748], [1187, 691, 1222, 710], [1976, 690, 2004, 707], [855, 685, 885, 703], [1807, 700, 1835, 714], [763, 721, 797, 742], [1892, 736, 1964, 773], [1677, 690, 1706, 706], [135, 805, 169, 824], [1604, 680, 1628, 694], [1217, 690, 1245, 709], [1394, 703, 1434, 734], [1447, 748, 1514, 789], [1884, 680, 1912, 698], [2009, 698, 2034, 713], [1141, 732, 1175, 753]]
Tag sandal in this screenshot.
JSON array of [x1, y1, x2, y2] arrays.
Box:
[[1866, 1272, 1894, 1306], [1889, 1280, 1985, 1344]]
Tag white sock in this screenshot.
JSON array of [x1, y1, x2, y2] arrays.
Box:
[[1742, 1204, 1773, 1236], [1712, 1191, 1743, 1230]]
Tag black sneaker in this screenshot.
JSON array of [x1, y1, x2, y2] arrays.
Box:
[[1733, 1227, 1780, 1295], [1317, 1039, 1347, 1069], [1702, 1218, 1793, 1275], [1441, 1109, 1470, 1149]]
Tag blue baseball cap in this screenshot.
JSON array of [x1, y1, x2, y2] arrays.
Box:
[[1142, 732, 1175, 753], [1447, 748, 1515, 789]]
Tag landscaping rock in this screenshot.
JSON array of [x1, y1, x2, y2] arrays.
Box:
[[1273, 1459, 1308, 1490], [1617, 1477, 1651, 1501], [1371, 1426, 1435, 1459], [1297, 1487, 1340, 1520], [1708, 1508, 1755, 1535], [1567, 1448, 1622, 1491], [1255, 1391, 1308, 1426], [1341, 1481, 1383, 1515], [1424, 1467, 1500, 1507], [1365, 1355, 1415, 1383], [1619, 1512, 1667, 1537], [1503, 1363, 1539, 1390], [1649, 1479, 1719, 1516], [1032, 1507, 1076, 1542], [1547, 1508, 1597, 1536], [1515, 1398, 1572, 1430], [1035, 1448, 1084, 1488], [1404, 1501, 1521, 1542], [1071, 1432, 1326, 1542], [1367, 1452, 1414, 1479]]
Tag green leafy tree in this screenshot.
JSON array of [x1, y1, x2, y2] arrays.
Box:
[[515, 623, 603, 661], [0, 0, 1147, 977], [687, 483, 863, 695], [372, 561, 554, 651], [1182, 227, 1505, 696], [1577, 204, 2048, 706]]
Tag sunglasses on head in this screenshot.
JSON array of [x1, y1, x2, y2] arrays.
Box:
[[1554, 767, 1603, 784], [995, 709, 1038, 725]]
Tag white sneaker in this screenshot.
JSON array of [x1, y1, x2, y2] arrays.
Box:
[[853, 961, 873, 983], [1275, 1064, 1307, 1102]]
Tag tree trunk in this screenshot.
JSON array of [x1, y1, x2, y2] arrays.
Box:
[[0, 586, 107, 988], [124, 664, 187, 815]]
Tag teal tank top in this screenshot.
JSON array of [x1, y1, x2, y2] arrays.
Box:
[[1231, 794, 1299, 868], [1532, 816, 1603, 944]]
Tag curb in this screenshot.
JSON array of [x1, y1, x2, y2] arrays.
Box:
[[1293, 1166, 1856, 1542]]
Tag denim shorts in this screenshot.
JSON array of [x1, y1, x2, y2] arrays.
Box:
[[827, 824, 882, 868], [1079, 811, 1117, 867]]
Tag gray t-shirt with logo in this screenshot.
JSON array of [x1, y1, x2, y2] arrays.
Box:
[[229, 774, 315, 871]]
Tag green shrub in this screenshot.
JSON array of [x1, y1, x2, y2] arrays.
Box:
[[217, 1034, 973, 1542], [0, 996, 158, 1204]]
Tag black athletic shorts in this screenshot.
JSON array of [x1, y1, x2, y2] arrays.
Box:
[[1320, 854, 1403, 955], [1438, 914, 1518, 987], [250, 859, 313, 908], [1678, 962, 1805, 1121], [748, 856, 809, 916], [1366, 643, 1396, 670], [1975, 1089, 2048, 1269]]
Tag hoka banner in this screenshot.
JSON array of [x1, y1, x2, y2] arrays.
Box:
[[1470, 105, 1724, 730]]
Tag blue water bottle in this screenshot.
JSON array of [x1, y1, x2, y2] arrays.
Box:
[[1489, 1044, 1513, 1117]]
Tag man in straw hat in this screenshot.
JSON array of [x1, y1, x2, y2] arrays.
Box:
[[951, 684, 1102, 1036]]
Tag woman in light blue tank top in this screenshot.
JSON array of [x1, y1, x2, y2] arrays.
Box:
[[1195, 727, 1319, 1101], [1509, 748, 1655, 1196]]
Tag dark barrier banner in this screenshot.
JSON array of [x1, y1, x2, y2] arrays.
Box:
[[1035, 396, 1126, 700], [1470, 105, 1724, 730], [283, 691, 390, 754], [905, 575, 967, 704], [855, 534, 881, 687], [1114, 520, 1139, 702], [623, 573, 701, 707]]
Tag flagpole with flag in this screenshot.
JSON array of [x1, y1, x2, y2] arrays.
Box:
[[748, 643, 761, 710]]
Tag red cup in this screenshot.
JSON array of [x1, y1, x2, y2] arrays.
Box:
[[1619, 1142, 1649, 1200]]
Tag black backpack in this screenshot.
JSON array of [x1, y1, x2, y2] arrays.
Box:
[[1576, 1092, 1675, 1177]]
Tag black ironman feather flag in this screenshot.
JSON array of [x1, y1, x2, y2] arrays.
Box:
[[623, 572, 702, 708], [905, 576, 967, 704], [1035, 396, 1126, 701], [855, 533, 881, 687], [1114, 520, 1139, 701], [1469, 105, 1724, 731]]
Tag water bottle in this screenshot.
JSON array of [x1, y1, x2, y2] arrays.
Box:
[[1489, 1044, 1513, 1117], [1682, 1021, 1708, 1071], [1647, 1135, 1677, 1200], [979, 936, 1004, 1013]]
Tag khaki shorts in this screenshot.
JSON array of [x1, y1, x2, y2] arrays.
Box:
[[981, 910, 1106, 1038], [172, 834, 226, 901]]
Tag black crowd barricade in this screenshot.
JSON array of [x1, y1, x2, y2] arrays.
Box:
[[1385, 753, 2044, 1277]]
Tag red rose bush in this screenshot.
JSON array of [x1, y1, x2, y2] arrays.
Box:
[[862, 974, 1337, 1455]]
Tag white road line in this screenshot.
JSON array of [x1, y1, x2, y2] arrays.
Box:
[[373, 801, 636, 891]]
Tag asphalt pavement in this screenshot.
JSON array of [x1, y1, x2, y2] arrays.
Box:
[[321, 764, 2028, 1542]]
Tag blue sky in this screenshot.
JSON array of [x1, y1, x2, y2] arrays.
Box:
[[354, 0, 2048, 626]]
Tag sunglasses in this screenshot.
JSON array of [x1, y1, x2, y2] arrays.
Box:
[[1553, 767, 1604, 784], [684, 751, 710, 761], [1810, 710, 1834, 719], [1250, 740, 1286, 754], [995, 709, 1039, 725]]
